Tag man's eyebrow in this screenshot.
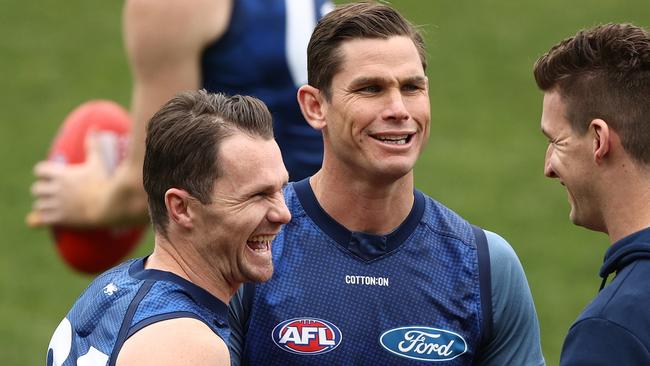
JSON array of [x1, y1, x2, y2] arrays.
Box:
[[244, 178, 289, 195], [348, 75, 427, 88], [348, 76, 387, 88], [402, 75, 427, 85]]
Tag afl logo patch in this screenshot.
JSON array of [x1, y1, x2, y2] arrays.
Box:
[[380, 326, 467, 361], [272, 318, 342, 355]]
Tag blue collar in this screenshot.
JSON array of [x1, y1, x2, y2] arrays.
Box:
[[293, 178, 425, 261], [129, 257, 229, 320], [601, 226, 650, 276]]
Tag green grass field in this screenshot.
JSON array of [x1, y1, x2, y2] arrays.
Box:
[[1, 0, 648, 364]]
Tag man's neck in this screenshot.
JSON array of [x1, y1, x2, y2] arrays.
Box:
[[604, 191, 650, 243], [601, 166, 650, 243], [146, 237, 236, 304], [309, 170, 415, 235]]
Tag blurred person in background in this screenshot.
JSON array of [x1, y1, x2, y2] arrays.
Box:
[[28, 0, 331, 228]]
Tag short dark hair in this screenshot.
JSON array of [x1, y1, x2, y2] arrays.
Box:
[[534, 23, 650, 164], [143, 90, 274, 234], [308, 1, 427, 100]]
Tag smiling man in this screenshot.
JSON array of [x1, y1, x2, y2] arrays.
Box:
[[229, 2, 544, 365], [535, 23, 650, 365], [46, 90, 291, 365]]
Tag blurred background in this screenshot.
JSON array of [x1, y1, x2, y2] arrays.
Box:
[[1, 0, 648, 364]]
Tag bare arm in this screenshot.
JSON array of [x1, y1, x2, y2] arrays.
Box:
[[116, 317, 230, 365], [27, 0, 231, 228]]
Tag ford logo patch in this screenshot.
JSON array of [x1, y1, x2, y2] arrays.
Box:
[[379, 326, 467, 361], [272, 318, 342, 355]]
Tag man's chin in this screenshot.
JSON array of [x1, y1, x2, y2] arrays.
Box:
[[368, 162, 415, 183], [568, 207, 575, 221], [243, 265, 274, 283], [569, 210, 600, 231]]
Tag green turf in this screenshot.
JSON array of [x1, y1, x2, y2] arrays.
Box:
[[2, 0, 648, 364]]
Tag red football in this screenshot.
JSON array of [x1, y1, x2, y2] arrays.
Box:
[[48, 100, 145, 274]]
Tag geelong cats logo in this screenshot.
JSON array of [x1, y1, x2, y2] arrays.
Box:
[[380, 326, 468, 361], [272, 318, 342, 355]]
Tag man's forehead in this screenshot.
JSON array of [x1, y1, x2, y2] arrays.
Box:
[[219, 133, 263, 157], [216, 135, 287, 187], [338, 36, 422, 63], [540, 91, 570, 133], [333, 37, 425, 83]]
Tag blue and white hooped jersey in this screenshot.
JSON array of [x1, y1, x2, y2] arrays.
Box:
[[46, 258, 230, 366], [239, 179, 491, 365], [201, 0, 333, 181]]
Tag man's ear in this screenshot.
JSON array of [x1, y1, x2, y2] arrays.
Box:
[[297, 85, 327, 130], [165, 188, 194, 229], [590, 119, 611, 164]]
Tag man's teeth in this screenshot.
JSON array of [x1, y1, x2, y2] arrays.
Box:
[[249, 234, 273, 242], [247, 235, 273, 251], [375, 135, 408, 144]]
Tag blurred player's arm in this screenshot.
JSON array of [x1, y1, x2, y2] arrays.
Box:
[[116, 317, 230, 365], [27, 0, 231, 228]]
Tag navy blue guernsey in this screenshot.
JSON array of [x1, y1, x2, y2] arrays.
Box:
[[46, 258, 229, 366], [239, 179, 490, 364], [201, 0, 332, 181]]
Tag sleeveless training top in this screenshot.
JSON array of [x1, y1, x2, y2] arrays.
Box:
[[239, 179, 489, 364], [46, 258, 229, 366]]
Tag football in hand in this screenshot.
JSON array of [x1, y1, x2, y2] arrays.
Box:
[[48, 100, 145, 274]]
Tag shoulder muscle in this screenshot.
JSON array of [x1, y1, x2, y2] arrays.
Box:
[[116, 317, 229, 365]]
